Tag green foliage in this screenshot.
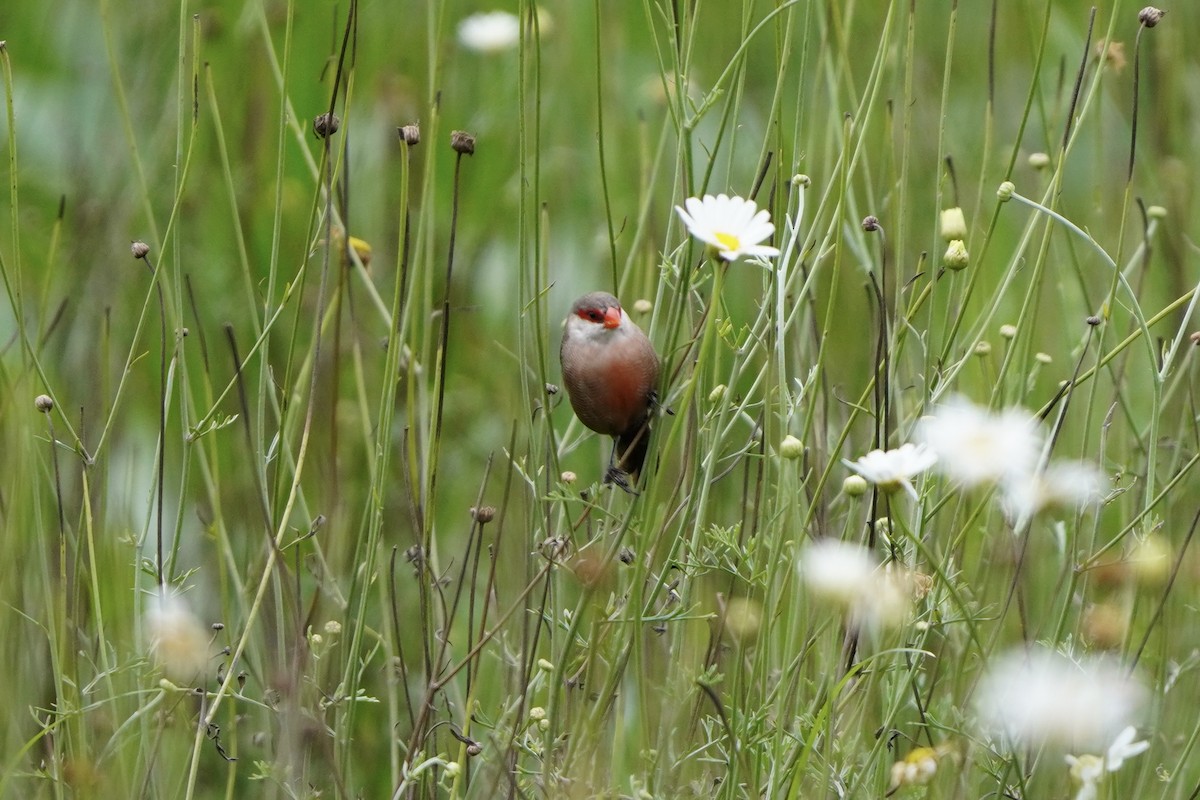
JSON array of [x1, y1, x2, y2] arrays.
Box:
[[1, 0, 1199, 798]]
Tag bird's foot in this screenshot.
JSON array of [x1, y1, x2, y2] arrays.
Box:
[[603, 466, 638, 495]]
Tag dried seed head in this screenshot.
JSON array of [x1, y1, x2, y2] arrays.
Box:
[[466, 742, 483, 757], [312, 112, 341, 139], [471, 505, 496, 524], [862, 215, 880, 232], [1087, 315, 1103, 327], [131, 241, 151, 260], [397, 123, 421, 146], [1138, 7, 1165, 27], [450, 130, 476, 155], [35, 394, 54, 413], [560, 470, 577, 484]]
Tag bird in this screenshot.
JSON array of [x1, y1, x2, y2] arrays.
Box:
[[560, 291, 660, 488]]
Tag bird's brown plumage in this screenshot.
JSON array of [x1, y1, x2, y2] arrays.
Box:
[[560, 292, 659, 483]]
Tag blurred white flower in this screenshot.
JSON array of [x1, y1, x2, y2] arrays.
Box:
[[457, 11, 520, 52], [843, 442, 936, 499], [1065, 726, 1150, 800], [1000, 460, 1106, 521], [675, 194, 781, 262], [916, 396, 1041, 487], [974, 647, 1146, 751], [798, 540, 912, 627], [888, 743, 955, 791], [145, 592, 209, 684]]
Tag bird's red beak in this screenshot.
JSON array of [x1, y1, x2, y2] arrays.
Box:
[[602, 306, 622, 329]]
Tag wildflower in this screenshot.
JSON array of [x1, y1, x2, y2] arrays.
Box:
[[915, 396, 1041, 488], [888, 743, 955, 791], [719, 597, 762, 646], [457, 11, 521, 52], [943, 239, 970, 271], [842, 474, 868, 497], [145, 592, 209, 684], [974, 646, 1146, 750], [1128, 533, 1171, 587], [798, 540, 912, 628], [843, 443, 936, 499], [780, 434, 804, 460], [675, 194, 781, 262], [940, 207, 967, 241], [1081, 602, 1127, 650], [999, 460, 1106, 521], [1065, 726, 1149, 800], [1028, 152, 1052, 170]]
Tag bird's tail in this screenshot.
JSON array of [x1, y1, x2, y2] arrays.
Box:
[[614, 420, 652, 484]]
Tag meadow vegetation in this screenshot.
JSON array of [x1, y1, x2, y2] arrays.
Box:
[[2, 0, 1199, 797]]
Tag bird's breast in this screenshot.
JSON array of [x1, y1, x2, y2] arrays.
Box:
[[562, 332, 659, 437]]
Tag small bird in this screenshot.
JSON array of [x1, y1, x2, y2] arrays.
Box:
[[560, 292, 660, 487]]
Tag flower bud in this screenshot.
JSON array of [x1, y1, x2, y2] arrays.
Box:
[[940, 207, 967, 241], [997, 181, 1015, 202], [131, 241, 151, 260], [1028, 152, 1051, 170], [780, 434, 804, 460], [943, 239, 969, 271], [35, 394, 54, 413], [842, 474, 868, 497]]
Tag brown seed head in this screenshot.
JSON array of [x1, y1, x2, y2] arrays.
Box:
[[35, 394, 54, 413], [450, 130, 476, 155], [312, 112, 341, 139], [471, 505, 496, 524], [398, 123, 421, 146], [862, 215, 880, 232], [131, 241, 151, 260], [1138, 6, 1165, 27]]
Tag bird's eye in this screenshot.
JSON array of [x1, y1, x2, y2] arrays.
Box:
[[584, 309, 603, 322]]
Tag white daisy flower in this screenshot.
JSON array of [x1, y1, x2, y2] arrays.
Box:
[[675, 193, 782, 262], [843, 442, 937, 499], [798, 540, 912, 628], [916, 396, 1042, 487], [1065, 726, 1150, 800], [1000, 460, 1106, 521], [457, 11, 521, 53], [974, 647, 1146, 751]]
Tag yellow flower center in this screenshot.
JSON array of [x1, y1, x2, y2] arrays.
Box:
[[715, 231, 741, 251]]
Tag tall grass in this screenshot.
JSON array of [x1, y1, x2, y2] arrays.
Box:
[[2, 0, 1199, 797]]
